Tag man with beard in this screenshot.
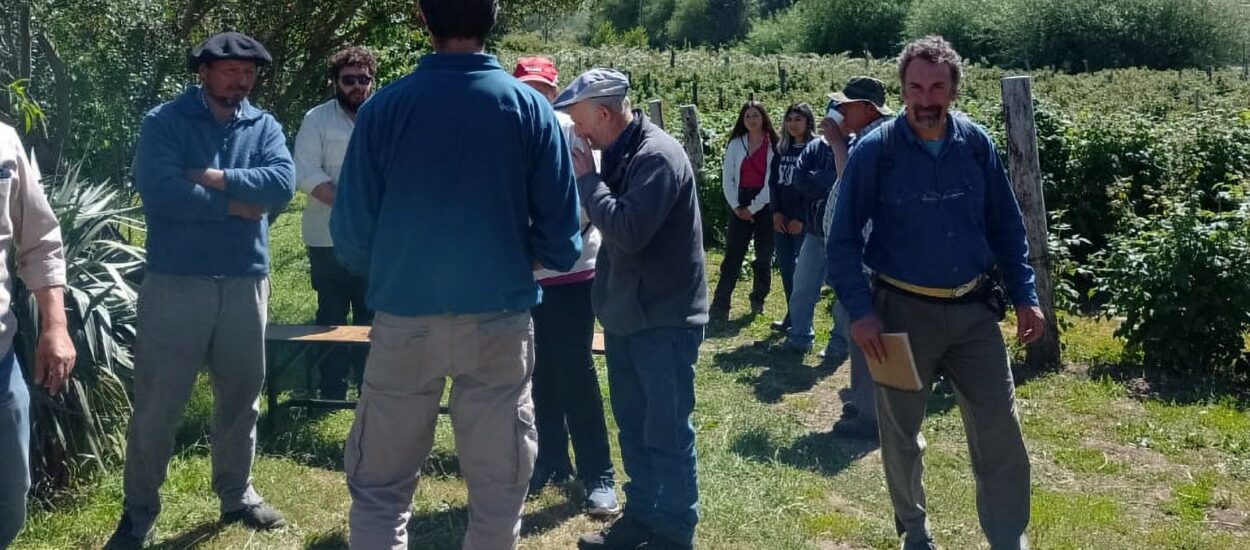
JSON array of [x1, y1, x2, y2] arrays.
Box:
[[293, 46, 378, 400], [827, 35, 1043, 550], [106, 32, 294, 550]]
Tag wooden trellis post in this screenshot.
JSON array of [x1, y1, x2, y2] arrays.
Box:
[[1001, 76, 1060, 370], [648, 99, 665, 131], [680, 105, 704, 170]]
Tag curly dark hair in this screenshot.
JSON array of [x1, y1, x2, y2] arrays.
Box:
[[328, 46, 378, 81], [897, 35, 963, 94]]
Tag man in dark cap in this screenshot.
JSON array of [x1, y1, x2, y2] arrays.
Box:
[[105, 31, 294, 550]]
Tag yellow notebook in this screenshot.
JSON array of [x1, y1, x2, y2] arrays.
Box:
[[865, 333, 923, 392]]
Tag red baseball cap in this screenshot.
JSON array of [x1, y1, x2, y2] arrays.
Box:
[[513, 56, 558, 87]]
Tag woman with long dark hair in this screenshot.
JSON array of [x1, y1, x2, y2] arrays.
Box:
[[711, 100, 779, 320], [768, 103, 815, 332]]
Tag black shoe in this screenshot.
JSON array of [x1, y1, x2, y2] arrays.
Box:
[[640, 534, 694, 549], [749, 301, 765, 315], [221, 503, 286, 530], [832, 418, 879, 441], [577, 513, 653, 549], [766, 341, 809, 356], [901, 537, 938, 550], [103, 513, 151, 550], [770, 320, 789, 333], [841, 402, 860, 419]]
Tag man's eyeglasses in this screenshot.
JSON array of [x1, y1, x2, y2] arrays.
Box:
[[340, 75, 373, 86]]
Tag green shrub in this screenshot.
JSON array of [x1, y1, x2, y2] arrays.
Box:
[[904, 0, 1009, 65], [13, 166, 145, 494], [1099, 195, 1250, 378], [799, 0, 911, 57], [667, 0, 753, 47], [496, 32, 546, 53], [743, 4, 809, 55]]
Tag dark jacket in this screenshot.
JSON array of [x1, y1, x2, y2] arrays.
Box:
[[793, 138, 837, 237], [576, 111, 709, 335]]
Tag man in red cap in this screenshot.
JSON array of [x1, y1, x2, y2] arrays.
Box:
[[512, 56, 619, 518]]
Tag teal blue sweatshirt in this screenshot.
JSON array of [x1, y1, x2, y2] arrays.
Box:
[[331, 53, 582, 316], [133, 86, 295, 276]]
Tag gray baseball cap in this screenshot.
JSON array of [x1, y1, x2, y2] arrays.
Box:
[[553, 68, 630, 109]]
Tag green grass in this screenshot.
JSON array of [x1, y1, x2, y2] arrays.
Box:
[[12, 216, 1250, 549]]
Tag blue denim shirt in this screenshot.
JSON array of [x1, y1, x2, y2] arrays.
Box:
[[827, 113, 1038, 321]]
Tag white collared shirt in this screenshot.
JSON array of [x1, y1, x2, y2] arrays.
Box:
[[293, 99, 355, 247]]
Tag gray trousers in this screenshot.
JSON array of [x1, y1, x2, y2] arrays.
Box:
[[835, 301, 877, 422], [346, 311, 537, 550], [120, 273, 269, 537], [874, 288, 1030, 550]]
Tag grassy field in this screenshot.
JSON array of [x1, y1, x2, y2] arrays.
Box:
[[12, 197, 1250, 549]]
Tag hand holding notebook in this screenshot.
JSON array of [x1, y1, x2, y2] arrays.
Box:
[[864, 333, 922, 392]]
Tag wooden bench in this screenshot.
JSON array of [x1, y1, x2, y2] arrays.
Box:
[[264, 324, 605, 432]]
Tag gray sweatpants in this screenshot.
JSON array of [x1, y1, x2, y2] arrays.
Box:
[[873, 288, 1031, 550], [120, 273, 269, 538], [346, 311, 537, 550]]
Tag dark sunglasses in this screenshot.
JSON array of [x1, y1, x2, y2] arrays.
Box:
[[340, 75, 373, 86]]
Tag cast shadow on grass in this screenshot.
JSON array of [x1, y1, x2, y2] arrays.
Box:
[[149, 521, 227, 549], [402, 498, 582, 549], [1086, 360, 1250, 407], [721, 341, 841, 403], [731, 426, 878, 478], [705, 313, 758, 339]]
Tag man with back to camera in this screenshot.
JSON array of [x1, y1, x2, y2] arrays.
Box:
[[330, 1, 583, 548]]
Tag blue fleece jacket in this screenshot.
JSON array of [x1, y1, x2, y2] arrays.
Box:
[[133, 86, 295, 276], [330, 53, 582, 316]]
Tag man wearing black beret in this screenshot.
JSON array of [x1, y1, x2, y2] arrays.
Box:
[[105, 31, 294, 550]]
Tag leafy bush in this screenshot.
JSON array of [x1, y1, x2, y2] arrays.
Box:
[[667, 0, 753, 47], [743, 4, 809, 55], [799, 0, 911, 57], [904, 0, 1010, 65], [13, 166, 145, 495], [496, 32, 547, 54], [1099, 195, 1250, 378]]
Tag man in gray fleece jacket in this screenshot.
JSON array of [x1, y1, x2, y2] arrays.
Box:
[[555, 69, 708, 550]]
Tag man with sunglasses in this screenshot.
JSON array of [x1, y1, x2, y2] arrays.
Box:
[[292, 46, 378, 400]]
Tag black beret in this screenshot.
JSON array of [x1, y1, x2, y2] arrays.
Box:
[[187, 32, 273, 72]]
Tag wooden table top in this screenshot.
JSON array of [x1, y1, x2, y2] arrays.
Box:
[[266, 324, 606, 354]]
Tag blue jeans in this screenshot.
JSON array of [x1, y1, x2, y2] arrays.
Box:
[[0, 350, 30, 548], [605, 327, 703, 545], [774, 231, 805, 327], [785, 235, 849, 355]]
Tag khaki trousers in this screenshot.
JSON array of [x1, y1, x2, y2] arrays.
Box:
[[346, 311, 537, 550]]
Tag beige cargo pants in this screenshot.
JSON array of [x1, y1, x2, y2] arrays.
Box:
[[346, 310, 537, 550]]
